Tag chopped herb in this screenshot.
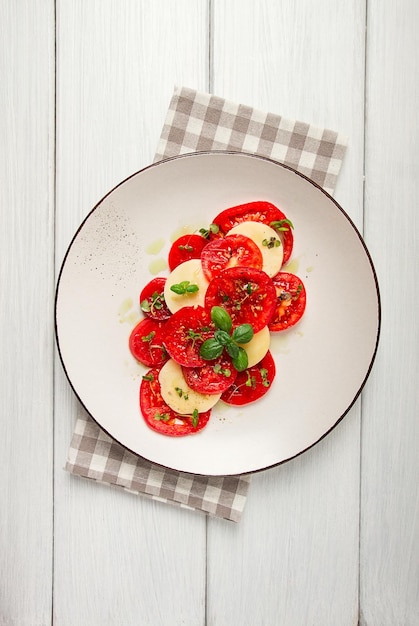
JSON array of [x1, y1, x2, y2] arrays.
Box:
[[293, 284, 303, 300], [191, 408, 199, 428], [187, 328, 206, 349], [213, 363, 231, 377], [140, 290, 165, 313], [260, 367, 270, 387], [174, 387, 188, 400], [245, 372, 257, 388], [141, 331, 156, 343], [269, 218, 294, 232], [199, 223, 220, 239], [262, 236, 281, 249], [154, 412, 170, 422], [142, 373, 154, 382]]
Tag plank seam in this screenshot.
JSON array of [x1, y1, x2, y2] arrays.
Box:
[[359, 1, 370, 624], [51, 0, 58, 623]]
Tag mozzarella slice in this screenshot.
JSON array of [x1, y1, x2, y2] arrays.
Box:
[[229, 221, 284, 277], [159, 359, 221, 414], [164, 258, 209, 314], [238, 325, 271, 367]]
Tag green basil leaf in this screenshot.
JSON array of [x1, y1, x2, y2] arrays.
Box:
[[170, 283, 186, 295], [211, 306, 232, 332], [232, 347, 249, 372], [232, 323, 254, 344], [200, 338, 224, 360], [225, 341, 239, 359], [170, 281, 199, 295], [214, 329, 231, 345]]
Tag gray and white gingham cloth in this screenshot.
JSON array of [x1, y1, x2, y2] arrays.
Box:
[[155, 86, 347, 195], [66, 86, 348, 522]]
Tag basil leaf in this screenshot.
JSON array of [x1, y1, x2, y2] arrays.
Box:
[[170, 283, 186, 295], [232, 347, 249, 372], [214, 329, 231, 345], [211, 306, 232, 332], [232, 323, 254, 344], [225, 341, 239, 359], [200, 338, 224, 360]]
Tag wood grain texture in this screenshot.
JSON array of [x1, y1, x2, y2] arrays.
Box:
[[208, 2, 366, 624], [360, 1, 419, 624], [2, 0, 418, 623], [54, 1, 209, 624], [0, 1, 55, 624]]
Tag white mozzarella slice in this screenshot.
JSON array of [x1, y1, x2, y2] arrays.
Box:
[[238, 325, 270, 367], [164, 258, 209, 314], [158, 359, 221, 414], [229, 221, 284, 277]]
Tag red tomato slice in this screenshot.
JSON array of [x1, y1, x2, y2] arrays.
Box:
[[200, 234, 263, 282], [182, 354, 238, 395], [168, 234, 208, 271], [140, 367, 210, 436], [129, 318, 169, 367], [269, 272, 307, 332], [211, 201, 294, 265], [139, 277, 171, 321], [163, 305, 214, 367], [221, 351, 276, 406], [204, 267, 277, 333]]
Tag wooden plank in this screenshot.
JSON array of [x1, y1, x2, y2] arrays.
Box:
[[54, 2, 209, 624], [208, 2, 366, 624], [360, 1, 419, 623], [0, 0, 55, 623]]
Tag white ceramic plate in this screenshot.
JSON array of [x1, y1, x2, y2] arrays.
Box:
[[55, 152, 380, 475]]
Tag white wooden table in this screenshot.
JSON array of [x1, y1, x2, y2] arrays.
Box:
[[2, 2, 418, 624]]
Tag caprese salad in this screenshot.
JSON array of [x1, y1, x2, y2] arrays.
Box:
[[129, 201, 307, 436]]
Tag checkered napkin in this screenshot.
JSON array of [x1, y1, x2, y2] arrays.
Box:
[[66, 86, 348, 522]]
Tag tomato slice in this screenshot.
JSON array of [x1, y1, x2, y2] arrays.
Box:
[[129, 318, 169, 367], [211, 201, 294, 265], [139, 277, 171, 321], [204, 267, 277, 333], [269, 272, 307, 332], [221, 351, 276, 406], [182, 354, 238, 395], [140, 367, 211, 436], [163, 305, 214, 367], [168, 234, 208, 271], [200, 233, 263, 281]]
